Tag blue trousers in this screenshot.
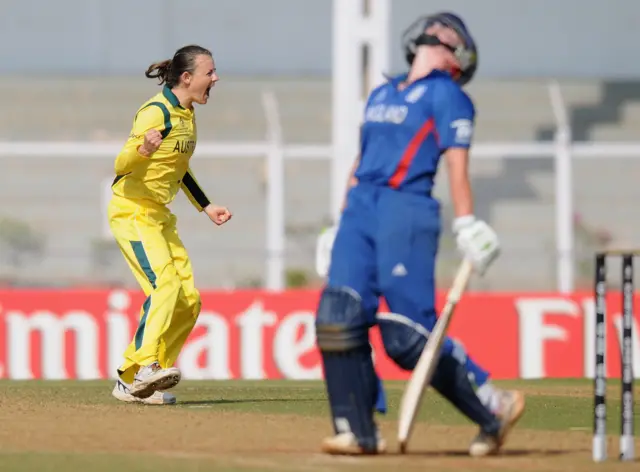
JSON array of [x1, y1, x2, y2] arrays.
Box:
[[328, 183, 489, 385]]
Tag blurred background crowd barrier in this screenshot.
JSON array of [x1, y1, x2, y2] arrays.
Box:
[[0, 0, 638, 292]]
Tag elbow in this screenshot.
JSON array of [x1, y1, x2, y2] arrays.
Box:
[[114, 161, 130, 175]]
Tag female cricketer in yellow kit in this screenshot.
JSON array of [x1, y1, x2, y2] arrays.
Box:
[[109, 45, 232, 405]]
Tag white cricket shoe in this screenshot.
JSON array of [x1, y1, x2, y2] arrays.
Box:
[[321, 430, 387, 455], [129, 362, 181, 399], [469, 390, 526, 457], [112, 379, 176, 405]]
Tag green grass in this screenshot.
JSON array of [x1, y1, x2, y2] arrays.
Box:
[[2, 379, 634, 433], [0, 453, 246, 472]]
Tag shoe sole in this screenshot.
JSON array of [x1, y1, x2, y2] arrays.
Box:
[[321, 439, 386, 455], [141, 394, 177, 405], [113, 390, 177, 405], [112, 390, 138, 403], [469, 438, 500, 458], [130, 370, 181, 399]]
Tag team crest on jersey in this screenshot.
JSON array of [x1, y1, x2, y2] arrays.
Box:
[[405, 84, 427, 104]]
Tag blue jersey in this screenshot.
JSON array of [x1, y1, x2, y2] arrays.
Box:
[[355, 71, 475, 195]]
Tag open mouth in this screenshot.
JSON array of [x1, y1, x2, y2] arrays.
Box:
[[205, 85, 212, 98]]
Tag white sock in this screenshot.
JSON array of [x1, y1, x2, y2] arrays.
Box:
[[476, 382, 501, 413]]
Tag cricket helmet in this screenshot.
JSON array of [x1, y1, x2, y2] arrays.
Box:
[[402, 12, 478, 86]]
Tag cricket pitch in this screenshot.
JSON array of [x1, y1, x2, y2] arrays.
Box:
[[0, 379, 638, 472]]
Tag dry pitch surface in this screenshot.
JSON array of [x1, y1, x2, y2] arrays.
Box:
[[0, 379, 638, 472]]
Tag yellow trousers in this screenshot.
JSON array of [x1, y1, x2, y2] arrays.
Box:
[[108, 195, 201, 384]]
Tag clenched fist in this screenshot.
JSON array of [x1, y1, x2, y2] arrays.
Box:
[[205, 204, 233, 226], [138, 129, 163, 156]]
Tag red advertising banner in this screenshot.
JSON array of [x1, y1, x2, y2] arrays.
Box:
[[0, 289, 638, 380]]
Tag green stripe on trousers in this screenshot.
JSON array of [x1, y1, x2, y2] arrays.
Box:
[[135, 296, 152, 350], [130, 241, 157, 350]]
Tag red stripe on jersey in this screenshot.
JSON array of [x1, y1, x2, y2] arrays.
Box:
[[388, 117, 436, 189]]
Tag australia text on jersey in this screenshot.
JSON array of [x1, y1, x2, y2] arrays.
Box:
[[173, 140, 196, 154]]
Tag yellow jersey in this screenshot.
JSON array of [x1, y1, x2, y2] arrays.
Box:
[[112, 85, 210, 211]]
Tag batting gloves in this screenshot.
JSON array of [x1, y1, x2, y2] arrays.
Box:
[[453, 215, 500, 276]]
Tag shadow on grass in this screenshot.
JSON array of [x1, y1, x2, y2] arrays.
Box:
[[390, 447, 589, 458], [178, 398, 325, 406]]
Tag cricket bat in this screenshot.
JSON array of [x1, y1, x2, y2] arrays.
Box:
[[397, 258, 474, 453]]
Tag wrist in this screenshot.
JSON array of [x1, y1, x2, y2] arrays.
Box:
[[137, 145, 152, 157], [452, 214, 476, 234]]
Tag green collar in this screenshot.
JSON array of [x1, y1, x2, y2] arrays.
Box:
[[163, 85, 183, 108]]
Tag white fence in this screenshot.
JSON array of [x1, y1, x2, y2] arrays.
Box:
[[2, 81, 640, 291]]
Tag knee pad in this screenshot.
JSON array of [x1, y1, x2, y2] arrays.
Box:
[[377, 313, 428, 371], [378, 312, 499, 434], [378, 312, 469, 369], [316, 286, 369, 352], [314, 286, 379, 451]]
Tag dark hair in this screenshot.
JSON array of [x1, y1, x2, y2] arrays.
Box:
[[145, 45, 212, 87]]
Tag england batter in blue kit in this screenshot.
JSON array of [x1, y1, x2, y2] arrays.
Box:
[[314, 12, 525, 456]]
